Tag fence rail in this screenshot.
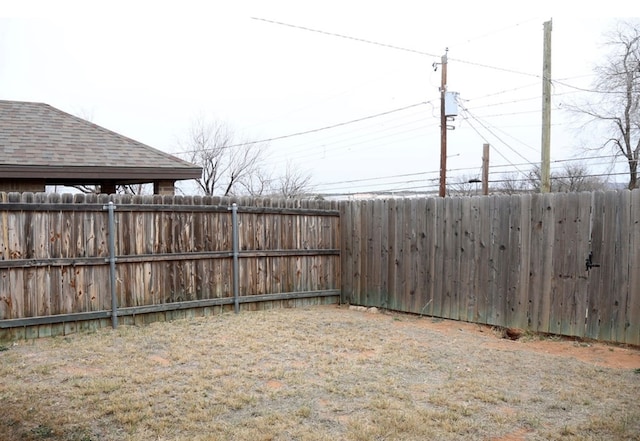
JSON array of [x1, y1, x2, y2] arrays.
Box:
[[340, 190, 640, 346], [0, 193, 341, 340]]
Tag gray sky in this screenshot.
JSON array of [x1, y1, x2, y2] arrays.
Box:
[[0, 2, 636, 195]]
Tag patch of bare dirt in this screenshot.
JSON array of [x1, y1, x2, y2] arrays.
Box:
[[364, 307, 640, 370], [490, 427, 531, 441]]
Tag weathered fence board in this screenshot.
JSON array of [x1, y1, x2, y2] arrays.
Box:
[[549, 192, 567, 336], [627, 189, 640, 344], [459, 197, 473, 322], [586, 191, 604, 339], [598, 190, 618, 342], [341, 190, 640, 345], [514, 194, 530, 329], [612, 190, 631, 343]]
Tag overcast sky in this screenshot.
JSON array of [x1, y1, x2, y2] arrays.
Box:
[[1, 2, 637, 195]]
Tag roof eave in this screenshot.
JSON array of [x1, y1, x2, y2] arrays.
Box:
[[0, 165, 203, 181]]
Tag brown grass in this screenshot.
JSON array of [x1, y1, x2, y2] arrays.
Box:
[[0, 304, 639, 441]]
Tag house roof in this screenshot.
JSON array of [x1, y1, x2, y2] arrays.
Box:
[[0, 100, 202, 184]]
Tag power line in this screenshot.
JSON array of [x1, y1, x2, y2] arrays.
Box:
[[466, 109, 540, 119], [460, 104, 537, 166], [458, 109, 539, 154], [449, 57, 540, 78], [253, 105, 436, 166], [313, 153, 630, 193], [463, 94, 541, 110], [462, 89, 578, 113], [484, 154, 623, 174], [253, 17, 542, 79], [266, 128, 435, 169], [464, 82, 540, 101], [461, 115, 530, 180], [551, 79, 622, 94], [262, 107, 434, 163], [252, 17, 439, 57], [489, 171, 631, 184], [173, 102, 428, 155], [448, 17, 542, 49]]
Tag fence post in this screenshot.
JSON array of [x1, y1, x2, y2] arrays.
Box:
[[230, 203, 240, 314], [104, 201, 118, 328]]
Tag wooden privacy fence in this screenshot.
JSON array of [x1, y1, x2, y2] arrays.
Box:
[[340, 190, 640, 346], [0, 193, 340, 340]]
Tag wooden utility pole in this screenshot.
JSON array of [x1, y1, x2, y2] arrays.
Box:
[[541, 20, 552, 193], [439, 50, 448, 197], [482, 143, 490, 195]]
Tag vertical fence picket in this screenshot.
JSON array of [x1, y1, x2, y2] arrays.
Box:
[[424, 197, 437, 317], [379, 199, 390, 309], [385, 199, 398, 311], [537, 193, 555, 333], [432, 197, 445, 318], [486, 195, 500, 326], [597, 191, 618, 342], [563, 192, 580, 337], [626, 189, 640, 345], [475, 196, 491, 324], [339, 201, 352, 304], [514, 194, 531, 330], [495, 195, 511, 327], [449, 197, 462, 321], [505, 194, 523, 329], [459, 197, 474, 322], [612, 190, 630, 342], [573, 192, 592, 338], [441, 197, 455, 319], [549, 192, 567, 336], [586, 191, 605, 339], [527, 194, 542, 330], [414, 198, 429, 315], [358, 201, 368, 305], [405, 199, 417, 314], [370, 200, 383, 307]]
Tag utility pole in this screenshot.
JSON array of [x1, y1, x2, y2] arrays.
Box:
[[541, 19, 552, 193], [482, 143, 490, 195], [439, 49, 448, 197]]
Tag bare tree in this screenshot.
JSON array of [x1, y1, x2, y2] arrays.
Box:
[[69, 183, 150, 195], [242, 161, 314, 198], [274, 162, 313, 198], [567, 20, 640, 189], [119, 183, 152, 195], [241, 168, 272, 197], [497, 163, 605, 194], [447, 175, 481, 196], [71, 184, 100, 194], [553, 163, 607, 192], [495, 171, 531, 194], [180, 118, 266, 196]]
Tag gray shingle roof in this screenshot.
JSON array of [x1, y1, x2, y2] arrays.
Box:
[[0, 100, 201, 181]]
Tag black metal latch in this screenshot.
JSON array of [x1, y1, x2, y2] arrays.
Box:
[[585, 251, 600, 271]]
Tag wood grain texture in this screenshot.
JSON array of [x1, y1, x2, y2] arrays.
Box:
[[341, 190, 639, 345], [0, 194, 340, 334]]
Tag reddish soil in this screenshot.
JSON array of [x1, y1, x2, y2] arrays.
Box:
[[365, 307, 640, 370], [362, 309, 640, 441]]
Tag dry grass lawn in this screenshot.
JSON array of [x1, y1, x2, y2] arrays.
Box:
[[1, 304, 639, 441]]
